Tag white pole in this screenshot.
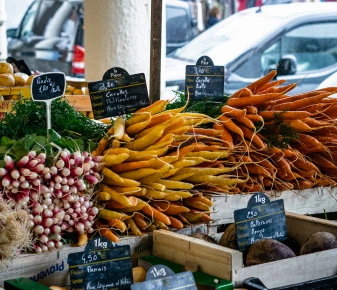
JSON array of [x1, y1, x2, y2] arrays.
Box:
[[0, 0, 7, 61], [84, 0, 151, 84]]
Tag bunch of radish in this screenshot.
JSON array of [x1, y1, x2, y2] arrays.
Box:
[[0, 149, 100, 253]]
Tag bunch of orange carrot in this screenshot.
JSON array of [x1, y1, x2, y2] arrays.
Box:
[[216, 69, 337, 192]]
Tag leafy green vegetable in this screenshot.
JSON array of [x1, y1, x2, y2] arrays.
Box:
[[0, 97, 108, 151]]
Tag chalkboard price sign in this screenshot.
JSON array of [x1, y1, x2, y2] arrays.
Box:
[[234, 192, 287, 251], [185, 55, 224, 101], [88, 73, 150, 119], [103, 67, 129, 81], [68, 236, 133, 290], [131, 265, 197, 290], [31, 72, 66, 101]]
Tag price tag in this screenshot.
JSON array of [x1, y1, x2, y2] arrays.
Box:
[[185, 55, 224, 101], [234, 192, 288, 251], [88, 69, 150, 119], [31, 72, 66, 131], [131, 264, 197, 290], [103, 67, 129, 81], [68, 236, 133, 290]]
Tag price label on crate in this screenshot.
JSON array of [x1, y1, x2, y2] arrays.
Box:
[[185, 55, 224, 101], [88, 68, 150, 119], [68, 236, 133, 290], [131, 264, 197, 290], [234, 192, 287, 251]]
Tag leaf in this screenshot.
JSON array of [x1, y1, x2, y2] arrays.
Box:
[[9, 134, 37, 160]]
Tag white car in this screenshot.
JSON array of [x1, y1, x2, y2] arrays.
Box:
[[165, 2, 337, 97], [317, 71, 337, 98]]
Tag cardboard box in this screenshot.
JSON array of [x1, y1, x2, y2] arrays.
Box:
[[153, 212, 337, 288]]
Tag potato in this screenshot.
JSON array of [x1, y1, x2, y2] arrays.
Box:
[[25, 75, 35, 85], [14, 72, 29, 86], [132, 266, 146, 283], [73, 88, 85, 95], [300, 232, 337, 255], [219, 224, 237, 249], [0, 73, 15, 87], [0, 62, 14, 74], [65, 85, 75, 94], [246, 239, 296, 266]]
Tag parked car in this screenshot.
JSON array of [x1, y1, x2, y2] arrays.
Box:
[[165, 2, 337, 97], [317, 71, 337, 98], [7, 0, 198, 77]]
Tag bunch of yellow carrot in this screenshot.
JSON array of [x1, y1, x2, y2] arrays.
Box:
[[91, 99, 247, 241]]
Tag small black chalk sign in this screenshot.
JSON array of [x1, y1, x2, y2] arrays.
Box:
[[88, 72, 150, 119], [185, 55, 224, 101], [234, 192, 287, 252], [68, 236, 133, 290], [31, 72, 66, 101], [103, 67, 129, 81], [131, 265, 197, 290]]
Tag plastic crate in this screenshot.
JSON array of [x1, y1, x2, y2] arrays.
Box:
[[243, 276, 337, 290]]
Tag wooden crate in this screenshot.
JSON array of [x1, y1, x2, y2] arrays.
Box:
[[0, 223, 207, 289], [207, 186, 337, 227], [153, 212, 337, 288]]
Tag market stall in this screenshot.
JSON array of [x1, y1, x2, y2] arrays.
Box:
[[1, 56, 337, 289]]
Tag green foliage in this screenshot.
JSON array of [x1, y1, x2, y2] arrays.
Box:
[[0, 97, 108, 151], [166, 91, 229, 119], [259, 111, 298, 149]]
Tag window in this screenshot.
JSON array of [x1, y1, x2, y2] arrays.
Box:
[[166, 6, 189, 43], [19, 1, 39, 37], [261, 22, 337, 75]]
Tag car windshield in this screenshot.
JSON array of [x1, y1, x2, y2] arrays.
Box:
[[170, 11, 285, 64]]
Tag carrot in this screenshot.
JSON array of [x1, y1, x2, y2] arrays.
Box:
[[183, 199, 211, 211], [126, 147, 168, 162], [154, 219, 169, 230], [105, 196, 138, 209], [77, 233, 88, 246], [187, 128, 223, 137], [309, 153, 337, 169], [125, 218, 142, 236], [227, 92, 282, 108], [119, 168, 158, 180], [236, 124, 265, 148], [270, 90, 330, 107], [298, 102, 330, 113], [102, 167, 125, 184], [158, 179, 193, 190], [246, 106, 259, 114], [219, 115, 244, 138], [102, 153, 129, 167], [246, 114, 264, 123], [141, 204, 171, 225], [246, 70, 277, 93], [258, 87, 276, 94], [96, 191, 111, 201], [126, 112, 151, 127], [99, 208, 126, 220], [95, 220, 119, 243], [104, 147, 130, 155], [221, 105, 246, 117], [273, 83, 297, 94], [117, 199, 147, 213], [111, 160, 152, 173], [93, 126, 114, 156], [230, 87, 253, 99], [100, 185, 135, 207], [235, 116, 255, 130], [124, 126, 165, 151], [297, 133, 325, 150], [107, 219, 127, 232], [164, 189, 193, 199], [245, 164, 272, 178], [133, 213, 148, 229], [126, 116, 151, 136], [146, 134, 174, 150], [271, 91, 334, 111], [168, 216, 184, 230], [271, 156, 294, 179], [168, 143, 197, 159], [259, 111, 310, 120], [283, 119, 312, 133], [163, 117, 186, 135], [113, 117, 125, 139], [145, 113, 172, 129], [136, 100, 169, 115], [103, 175, 140, 188], [213, 123, 234, 148], [257, 79, 287, 92]]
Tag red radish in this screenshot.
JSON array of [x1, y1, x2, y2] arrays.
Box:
[[44, 228, 50, 235], [20, 181, 29, 189], [27, 159, 39, 169], [40, 243, 48, 252], [34, 244, 42, 253], [50, 166, 58, 175], [42, 167, 50, 175], [61, 177, 68, 185], [4, 155, 14, 171], [43, 209, 53, 218], [50, 225, 61, 234], [84, 175, 98, 185], [36, 153, 46, 164], [26, 172, 38, 180], [30, 164, 44, 173], [42, 217, 53, 228], [55, 241, 63, 248], [12, 180, 20, 188], [71, 167, 83, 177], [73, 151, 82, 166], [34, 225, 44, 235], [47, 240, 55, 249], [28, 151, 37, 160], [44, 172, 52, 180], [31, 178, 41, 187], [54, 183, 62, 190], [61, 168, 70, 177], [39, 234, 48, 243], [17, 155, 29, 168], [2, 175, 11, 187], [0, 168, 7, 176], [56, 159, 65, 169]]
